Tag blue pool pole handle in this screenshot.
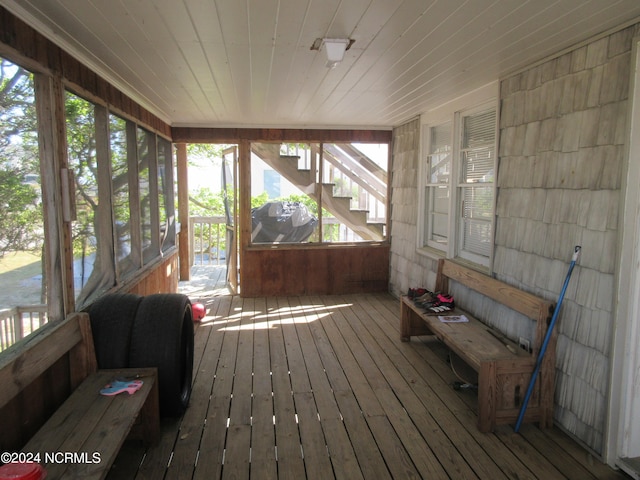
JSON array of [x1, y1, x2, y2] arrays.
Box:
[[514, 246, 581, 432]]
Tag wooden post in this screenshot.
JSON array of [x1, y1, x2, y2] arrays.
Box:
[[176, 143, 190, 281], [238, 140, 251, 292], [126, 121, 142, 269], [69, 312, 98, 389], [34, 75, 68, 320]]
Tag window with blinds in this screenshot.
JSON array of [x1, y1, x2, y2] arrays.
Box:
[[424, 122, 452, 250], [458, 109, 496, 261], [418, 101, 496, 268]]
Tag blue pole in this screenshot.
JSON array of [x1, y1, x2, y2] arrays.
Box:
[[514, 245, 581, 432]]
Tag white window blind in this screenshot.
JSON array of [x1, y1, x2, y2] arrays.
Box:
[[459, 109, 496, 259]]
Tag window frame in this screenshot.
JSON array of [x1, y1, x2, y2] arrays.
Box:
[[417, 86, 498, 270]]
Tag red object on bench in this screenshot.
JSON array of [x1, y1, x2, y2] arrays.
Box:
[[0, 461, 46, 480]]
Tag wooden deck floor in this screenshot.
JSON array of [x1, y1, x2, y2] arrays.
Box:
[[108, 286, 626, 479]]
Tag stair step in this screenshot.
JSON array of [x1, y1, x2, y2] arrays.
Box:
[[366, 223, 385, 236], [322, 183, 351, 199]]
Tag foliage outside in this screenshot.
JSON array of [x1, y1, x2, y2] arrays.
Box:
[[0, 59, 42, 259]]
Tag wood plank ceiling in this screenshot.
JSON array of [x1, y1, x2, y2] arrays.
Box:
[[4, 0, 640, 128]]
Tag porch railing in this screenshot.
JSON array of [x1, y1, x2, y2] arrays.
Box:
[[188, 215, 383, 256], [0, 305, 48, 352], [190, 216, 227, 266]]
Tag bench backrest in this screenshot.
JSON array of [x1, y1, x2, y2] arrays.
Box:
[[436, 259, 555, 353], [0, 312, 97, 410]]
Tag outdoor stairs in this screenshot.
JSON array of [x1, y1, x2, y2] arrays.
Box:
[[251, 143, 385, 241], [320, 183, 384, 240]]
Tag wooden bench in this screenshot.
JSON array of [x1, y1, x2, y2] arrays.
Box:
[[400, 259, 556, 433], [0, 312, 159, 479]]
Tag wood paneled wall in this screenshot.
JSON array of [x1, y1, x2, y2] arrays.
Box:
[[124, 251, 179, 296], [172, 127, 391, 144], [241, 244, 390, 297], [175, 128, 392, 298], [0, 353, 71, 452]]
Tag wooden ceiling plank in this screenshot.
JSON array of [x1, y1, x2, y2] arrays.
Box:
[[7, 0, 640, 127]]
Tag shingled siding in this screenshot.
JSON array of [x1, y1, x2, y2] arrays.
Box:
[[496, 24, 638, 453], [389, 118, 439, 297], [389, 25, 638, 454]]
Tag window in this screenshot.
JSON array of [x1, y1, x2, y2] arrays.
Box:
[[250, 142, 388, 244], [0, 58, 47, 351], [0, 56, 177, 353], [66, 95, 176, 306], [251, 143, 320, 244], [459, 109, 496, 262], [322, 143, 388, 242], [110, 114, 137, 278], [423, 122, 452, 250], [420, 105, 497, 267], [137, 126, 158, 265], [66, 92, 113, 306]]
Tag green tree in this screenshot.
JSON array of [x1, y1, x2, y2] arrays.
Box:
[[0, 168, 40, 256], [65, 92, 99, 261], [0, 58, 42, 257], [189, 187, 226, 216]]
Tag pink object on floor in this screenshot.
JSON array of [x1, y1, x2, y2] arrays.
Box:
[[192, 303, 205, 321]]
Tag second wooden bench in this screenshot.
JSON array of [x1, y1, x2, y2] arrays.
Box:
[[0, 312, 159, 479]]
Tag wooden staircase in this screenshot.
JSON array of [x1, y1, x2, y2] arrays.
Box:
[[251, 143, 385, 241]]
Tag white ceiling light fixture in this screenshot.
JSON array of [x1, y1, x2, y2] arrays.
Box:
[[323, 38, 349, 68], [311, 38, 354, 69]]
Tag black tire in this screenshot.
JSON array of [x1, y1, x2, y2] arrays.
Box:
[[129, 293, 194, 416], [88, 293, 142, 369]]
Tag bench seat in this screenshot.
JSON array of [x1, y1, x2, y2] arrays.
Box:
[[22, 368, 159, 479], [400, 259, 556, 433], [401, 298, 527, 366], [0, 312, 159, 480]]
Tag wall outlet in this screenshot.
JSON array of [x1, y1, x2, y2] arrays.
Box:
[[519, 337, 531, 352]]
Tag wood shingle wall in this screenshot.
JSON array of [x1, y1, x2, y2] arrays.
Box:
[[496, 24, 638, 454], [389, 119, 439, 297], [389, 24, 639, 455]]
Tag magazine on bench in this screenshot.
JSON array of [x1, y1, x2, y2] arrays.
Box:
[[438, 315, 469, 323]]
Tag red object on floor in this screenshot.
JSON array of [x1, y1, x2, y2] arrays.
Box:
[[0, 462, 47, 480], [192, 303, 205, 321]]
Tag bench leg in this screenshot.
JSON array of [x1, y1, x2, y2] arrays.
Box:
[[400, 298, 433, 341], [477, 362, 496, 433], [139, 374, 160, 445]]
